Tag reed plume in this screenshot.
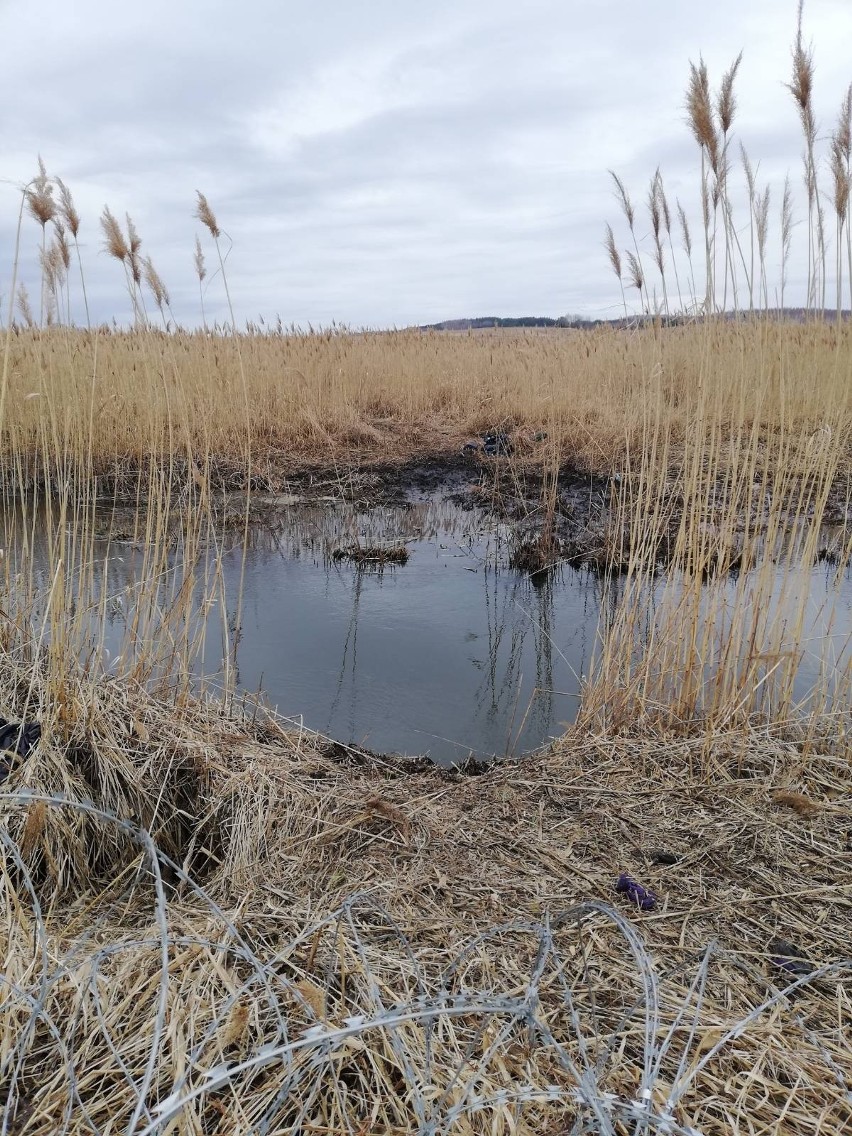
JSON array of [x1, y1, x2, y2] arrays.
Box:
[[677, 199, 697, 310], [836, 83, 852, 177], [51, 223, 72, 324], [677, 201, 692, 259], [655, 172, 682, 313], [194, 235, 207, 283], [26, 157, 57, 326], [830, 137, 849, 318], [716, 52, 742, 136], [53, 222, 70, 273], [609, 171, 634, 228], [195, 192, 221, 239], [647, 171, 668, 315], [605, 6, 849, 325], [755, 186, 770, 310], [16, 284, 35, 329], [39, 233, 67, 325], [100, 206, 129, 262], [604, 222, 621, 280], [787, 1, 823, 312], [25, 156, 56, 230], [604, 222, 627, 318], [686, 60, 719, 169], [625, 250, 644, 299], [194, 235, 208, 329], [125, 215, 142, 286], [740, 144, 757, 311], [56, 177, 90, 326], [686, 60, 718, 312], [125, 214, 147, 324], [609, 172, 646, 312], [143, 256, 171, 328], [55, 178, 79, 238], [716, 53, 742, 312], [101, 206, 143, 325], [830, 86, 852, 324]]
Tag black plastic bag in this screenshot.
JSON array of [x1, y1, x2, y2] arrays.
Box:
[[0, 719, 42, 781]]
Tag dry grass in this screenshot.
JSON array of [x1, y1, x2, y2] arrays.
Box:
[[0, 663, 850, 1133], [577, 327, 852, 729]]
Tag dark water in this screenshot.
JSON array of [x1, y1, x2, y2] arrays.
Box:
[[199, 500, 605, 762], [234, 560, 592, 760], [5, 495, 852, 764]]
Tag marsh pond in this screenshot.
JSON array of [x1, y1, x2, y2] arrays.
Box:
[[7, 472, 851, 765]]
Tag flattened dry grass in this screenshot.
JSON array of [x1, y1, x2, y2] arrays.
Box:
[[0, 668, 850, 1134]]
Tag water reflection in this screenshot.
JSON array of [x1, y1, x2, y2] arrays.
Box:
[[1, 495, 850, 763], [213, 501, 609, 761]]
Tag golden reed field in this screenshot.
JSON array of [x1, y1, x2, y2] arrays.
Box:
[[2, 317, 850, 479]]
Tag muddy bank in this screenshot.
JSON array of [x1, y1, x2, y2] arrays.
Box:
[[273, 449, 852, 578], [8, 429, 852, 580], [258, 451, 619, 567], [77, 448, 622, 573]]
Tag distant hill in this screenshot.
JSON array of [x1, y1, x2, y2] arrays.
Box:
[[419, 309, 851, 331], [419, 316, 580, 331]]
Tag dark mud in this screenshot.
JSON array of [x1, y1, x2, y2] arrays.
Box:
[[257, 453, 619, 569], [90, 443, 851, 583], [267, 450, 851, 578], [14, 427, 850, 581]]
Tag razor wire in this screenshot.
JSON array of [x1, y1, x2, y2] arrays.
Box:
[[0, 790, 849, 1136]]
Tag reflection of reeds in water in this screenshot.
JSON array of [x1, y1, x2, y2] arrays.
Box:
[[1, 487, 581, 756], [0, 472, 213, 697], [255, 498, 486, 566], [470, 564, 606, 757], [328, 564, 365, 741]]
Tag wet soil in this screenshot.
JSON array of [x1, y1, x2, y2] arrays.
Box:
[[246, 445, 851, 578], [248, 452, 619, 571], [90, 440, 851, 582], [15, 417, 849, 579]]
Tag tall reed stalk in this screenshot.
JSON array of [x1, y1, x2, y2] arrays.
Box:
[[606, 4, 851, 324], [195, 192, 253, 688]]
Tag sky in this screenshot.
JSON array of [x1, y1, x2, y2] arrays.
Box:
[[1, 0, 851, 328]]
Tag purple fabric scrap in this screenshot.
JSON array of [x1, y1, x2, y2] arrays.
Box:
[[616, 872, 657, 911]]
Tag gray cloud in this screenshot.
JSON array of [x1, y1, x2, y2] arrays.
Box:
[[2, 0, 850, 327]]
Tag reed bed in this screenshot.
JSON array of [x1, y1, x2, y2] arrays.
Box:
[[1, 320, 851, 488], [574, 319, 852, 731]]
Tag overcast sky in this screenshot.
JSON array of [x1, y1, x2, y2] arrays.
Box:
[[2, 0, 851, 328]]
